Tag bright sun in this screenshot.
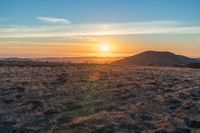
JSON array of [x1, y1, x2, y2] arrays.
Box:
[[100, 44, 111, 52]]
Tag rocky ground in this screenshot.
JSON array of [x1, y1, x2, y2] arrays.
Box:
[[0, 63, 200, 133]]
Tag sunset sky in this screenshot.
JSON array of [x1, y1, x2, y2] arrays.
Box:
[[0, 0, 200, 57]]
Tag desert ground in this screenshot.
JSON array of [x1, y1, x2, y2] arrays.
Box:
[[0, 63, 200, 133]]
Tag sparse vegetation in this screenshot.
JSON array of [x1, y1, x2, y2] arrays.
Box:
[[0, 61, 200, 132]]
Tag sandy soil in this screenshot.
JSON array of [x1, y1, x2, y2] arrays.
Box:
[[0, 64, 200, 133]]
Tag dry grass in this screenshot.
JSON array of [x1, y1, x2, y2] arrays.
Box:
[[0, 63, 200, 133]]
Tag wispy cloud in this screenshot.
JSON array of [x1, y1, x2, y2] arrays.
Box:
[[37, 16, 71, 24], [0, 20, 200, 38]]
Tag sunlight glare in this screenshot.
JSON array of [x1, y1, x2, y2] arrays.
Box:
[[100, 44, 111, 52]]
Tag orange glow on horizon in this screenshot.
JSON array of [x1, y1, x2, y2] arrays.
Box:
[[0, 39, 199, 58]]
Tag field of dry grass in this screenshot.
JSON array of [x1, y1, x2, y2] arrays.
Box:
[[0, 63, 200, 133]]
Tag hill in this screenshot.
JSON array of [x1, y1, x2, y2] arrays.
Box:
[[186, 62, 200, 69], [112, 51, 197, 66]]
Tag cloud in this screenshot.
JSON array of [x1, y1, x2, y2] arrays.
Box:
[[0, 20, 200, 38], [37, 17, 71, 24], [197, 37, 200, 43]]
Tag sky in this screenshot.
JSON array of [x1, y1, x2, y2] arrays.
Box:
[[0, 0, 200, 57]]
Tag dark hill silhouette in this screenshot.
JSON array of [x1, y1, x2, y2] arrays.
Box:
[[112, 51, 197, 66], [185, 62, 200, 69]]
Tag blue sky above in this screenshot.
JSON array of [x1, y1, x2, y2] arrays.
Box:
[[1, 0, 200, 24]]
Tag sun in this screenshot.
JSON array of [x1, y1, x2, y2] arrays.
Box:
[[100, 44, 111, 52]]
